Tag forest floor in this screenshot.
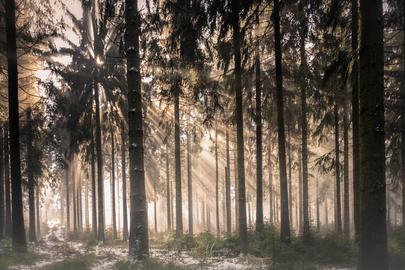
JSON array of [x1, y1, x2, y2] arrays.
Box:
[[0, 223, 375, 269]]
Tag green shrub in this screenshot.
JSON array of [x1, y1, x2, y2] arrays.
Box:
[[39, 254, 96, 270]]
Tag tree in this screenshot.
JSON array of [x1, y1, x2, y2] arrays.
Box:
[[125, 0, 149, 260], [121, 121, 128, 241], [26, 108, 36, 242], [358, 0, 387, 269], [5, 0, 27, 252], [0, 126, 4, 239], [273, 0, 291, 243]]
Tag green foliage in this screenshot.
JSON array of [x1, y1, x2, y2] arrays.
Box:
[[39, 255, 96, 270], [389, 227, 405, 269], [0, 239, 42, 269], [115, 258, 195, 270], [78, 231, 98, 247]]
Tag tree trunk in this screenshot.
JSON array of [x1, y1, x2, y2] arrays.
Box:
[[255, 53, 264, 232], [316, 178, 320, 232], [125, 0, 149, 259], [73, 163, 77, 234], [121, 122, 128, 241], [231, 0, 248, 254], [90, 110, 97, 237], [225, 128, 231, 234], [358, 1, 387, 268], [187, 125, 193, 235], [298, 151, 303, 234], [5, 0, 26, 251], [273, 0, 290, 243], [27, 109, 36, 242], [400, 0, 405, 228], [0, 126, 4, 239], [111, 129, 117, 239], [174, 84, 183, 237], [351, 0, 360, 240], [215, 124, 220, 238], [334, 101, 342, 233], [65, 167, 70, 233], [166, 144, 172, 232], [287, 123, 293, 228], [4, 125, 11, 238], [36, 187, 40, 238], [298, 7, 310, 238], [234, 144, 239, 231], [343, 109, 350, 236], [268, 135, 274, 225], [154, 180, 158, 234], [85, 173, 89, 231]]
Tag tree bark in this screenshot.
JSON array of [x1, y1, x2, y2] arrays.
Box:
[[351, 0, 360, 240], [334, 101, 342, 234], [231, 0, 248, 253], [0, 126, 4, 239], [121, 122, 128, 241], [90, 108, 97, 237], [255, 52, 264, 232], [27, 109, 36, 242], [400, 0, 405, 228], [343, 108, 350, 236], [174, 83, 183, 237], [215, 124, 220, 238], [5, 0, 27, 251], [166, 144, 172, 232], [4, 125, 11, 238], [36, 187, 40, 237], [111, 129, 117, 239], [187, 125, 193, 235], [225, 128, 231, 234], [273, 0, 290, 243], [268, 134, 274, 225], [125, 0, 149, 259], [358, 0, 387, 268]]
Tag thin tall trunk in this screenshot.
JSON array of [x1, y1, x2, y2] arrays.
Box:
[[65, 167, 70, 233], [85, 174, 89, 231], [73, 164, 77, 233], [325, 197, 329, 226], [401, 0, 405, 227], [232, 0, 248, 253], [27, 109, 36, 242], [358, 0, 387, 268], [93, 0, 105, 242], [111, 129, 117, 239], [268, 135, 273, 225], [121, 122, 128, 241], [174, 85, 183, 237], [215, 124, 220, 238], [343, 110, 350, 236], [351, 0, 360, 240], [126, 0, 149, 259], [90, 110, 97, 237], [5, 0, 26, 251], [36, 187, 40, 238], [234, 144, 239, 231], [4, 126, 11, 238], [298, 151, 303, 234], [287, 123, 292, 228], [298, 6, 310, 238], [154, 180, 158, 234], [187, 125, 193, 235], [225, 129, 231, 234], [255, 53, 264, 232], [0, 126, 4, 239], [334, 101, 342, 233], [316, 178, 320, 232], [273, 0, 290, 243], [166, 144, 172, 232]]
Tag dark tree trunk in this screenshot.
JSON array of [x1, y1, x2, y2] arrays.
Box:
[[343, 109, 350, 236], [65, 167, 70, 233], [358, 0, 387, 268], [0, 126, 4, 239], [73, 164, 77, 234], [316, 178, 320, 232], [111, 129, 117, 239], [4, 126, 11, 238], [287, 123, 292, 227], [231, 0, 248, 254], [225, 128, 231, 234], [85, 174, 89, 231], [255, 53, 264, 232], [298, 6, 310, 238], [90, 110, 97, 237], [298, 151, 303, 233], [125, 0, 149, 259], [27, 109, 36, 242], [174, 85, 183, 237], [351, 0, 360, 240], [401, 0, 405, 228], [121, 122, 128, 241], [273, 0, 290, 243], [268, 135, 274, 225], [234, 145, 239, 231], [187, 126, 193, 235], [166, 144, 172, 232], [5, 0, 27, 251], [215, 124, 220, 238], [36, 187, 40, 237], [334, 101, 342, 234]]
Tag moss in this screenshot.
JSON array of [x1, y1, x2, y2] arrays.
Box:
[[39, 254, 96, 270], [115, 258, 195, 270], [0, 239, 43, 269]]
